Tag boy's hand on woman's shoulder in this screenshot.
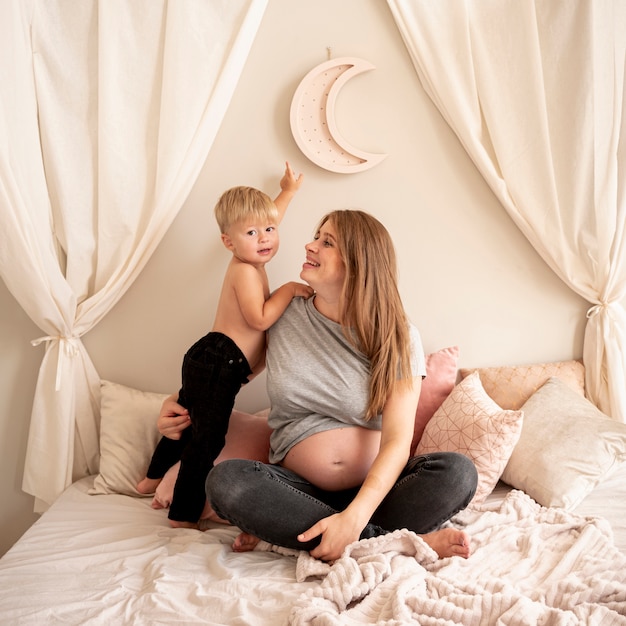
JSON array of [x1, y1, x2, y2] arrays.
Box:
[[288, 281, 314, 299]]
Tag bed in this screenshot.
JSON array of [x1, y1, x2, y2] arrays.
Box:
[[1, 350, 626, 625]]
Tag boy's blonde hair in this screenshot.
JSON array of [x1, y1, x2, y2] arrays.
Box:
[[214, 186, 279, 234]]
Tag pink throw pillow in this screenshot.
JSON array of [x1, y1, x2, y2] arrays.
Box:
[[411, 346, 460, 454]]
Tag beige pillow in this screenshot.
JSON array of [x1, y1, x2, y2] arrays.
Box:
[[501, 377, 626, 510], [459, 359, 584, 410], [89, 380, 168, 496], [90, 381, 168, 496], [416, 371, 523, 503], [90, 380, 272, 497]]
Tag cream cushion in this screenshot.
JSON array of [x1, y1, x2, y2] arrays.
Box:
[[90, 380, 271, 497], [501, 377, 626, 509], [90, 381, 167, 496]]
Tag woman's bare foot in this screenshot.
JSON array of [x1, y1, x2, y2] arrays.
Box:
[[230, 528, 471, 558], [232, 531, 261, 552], [137, 477, 162, 494], [421, 528, 471, 559]]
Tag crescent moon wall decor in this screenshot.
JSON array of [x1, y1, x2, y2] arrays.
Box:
[[289, 56, 387, 174]]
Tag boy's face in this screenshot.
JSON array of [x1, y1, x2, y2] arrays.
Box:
[[221, 219, 280, 266]]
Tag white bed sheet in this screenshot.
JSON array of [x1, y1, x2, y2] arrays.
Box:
[[486, 462, 626, 552], [0, 476, 315, 625], [570, 463, 626, 550], [1, 465, 625, 625]]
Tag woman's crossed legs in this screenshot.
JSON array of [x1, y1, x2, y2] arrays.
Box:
[[206, 451, 477, 559]]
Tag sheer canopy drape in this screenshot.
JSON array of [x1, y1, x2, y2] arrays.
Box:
[[0, 0, 268, 509], [387, 0, 626, 421]]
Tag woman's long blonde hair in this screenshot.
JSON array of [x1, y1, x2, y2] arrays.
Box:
[[318, 210, 413, 419]]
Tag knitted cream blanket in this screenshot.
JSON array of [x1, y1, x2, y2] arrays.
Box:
[[257, 490, 626, 625]]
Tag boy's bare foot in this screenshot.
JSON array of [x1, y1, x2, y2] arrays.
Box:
[[421, 528, 471, 559], [232, 531, 261, 552], [137, 477, 161, 494], [201, 502, 231, 525], [151, 496, 167, 510]]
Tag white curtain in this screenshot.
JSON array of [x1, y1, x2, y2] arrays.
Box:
[[387, 0, 626, 421], [0, 0, 268, 509]]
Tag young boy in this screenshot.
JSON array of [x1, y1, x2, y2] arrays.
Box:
[[137, 163, 313, 528]]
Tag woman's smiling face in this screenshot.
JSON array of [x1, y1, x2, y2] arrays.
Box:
[[301, 218, 346, 296]]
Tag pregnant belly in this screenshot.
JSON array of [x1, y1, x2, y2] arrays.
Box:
[[280, 426, 382, 491]]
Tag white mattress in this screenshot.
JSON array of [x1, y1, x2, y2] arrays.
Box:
[[1, 466, 625, 625]]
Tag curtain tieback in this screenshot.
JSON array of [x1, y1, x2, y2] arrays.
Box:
[[586, 302, 610, 319], [30, 335, 81, 391]]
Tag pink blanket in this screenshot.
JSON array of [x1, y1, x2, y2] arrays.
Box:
[[258, 490, 626, 624]]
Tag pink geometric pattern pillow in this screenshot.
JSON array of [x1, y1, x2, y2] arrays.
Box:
[[416, 371, 523, 503], [459, 359, 584, 410], [411, 346, 459, 453]]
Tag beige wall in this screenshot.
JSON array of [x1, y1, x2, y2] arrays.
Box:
[[0, 0, 588, 556], [0, 281, 41, 555]]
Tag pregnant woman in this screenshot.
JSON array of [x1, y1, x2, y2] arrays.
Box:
[[160, 209, 477, 562]]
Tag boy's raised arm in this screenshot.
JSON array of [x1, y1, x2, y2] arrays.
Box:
[[274, 161, 304, 222]]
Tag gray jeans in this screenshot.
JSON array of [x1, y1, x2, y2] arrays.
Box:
[[206, 452, 477, 551]]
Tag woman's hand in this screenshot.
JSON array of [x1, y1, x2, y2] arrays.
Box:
[[297, 511, 364, 562], [157, 394, 191, 440], [297, 378, 422, 562]]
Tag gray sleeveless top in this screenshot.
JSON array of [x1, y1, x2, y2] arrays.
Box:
[[266, 297, 426, 463]]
